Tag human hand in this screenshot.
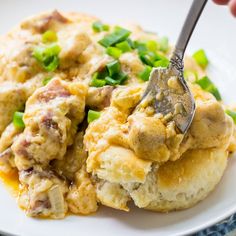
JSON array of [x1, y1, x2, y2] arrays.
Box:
[[213, 0, 236, 16]]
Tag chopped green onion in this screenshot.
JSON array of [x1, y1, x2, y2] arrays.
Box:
[[106, 60, 120, 77], [138, 66, 152, 81], [126, 38, 135, 49], [106, 47, 122, 59], [97, 70, 109, 80], [153, 59, 169, 68], [115, 40, 132, 52], [184, 70, 198, 81], [92, 72, 99, 80], [42, 30, 58, 43], [139, 51, 158, 66], [92, 21, 109, 32], [89, 60, 128, 87], [226, 110, 236, 124], [42, 76, 53, 86], [90, 72, 106, 87], [13, 111, 25, 129], [139, 48, 169, 68], [33, 43, 61, 72], [210, 87, 221, 101], [146, 40, 158, 52], [99, 26, 131, 47], [192, 49, 209, 69], [102, 25, 110, 31], [159, 37, 169, 52], [44, 56, 59, 72], [196, 76, 221, 101], [105, 76, 120, 85], [87, 110, 101, 123], [90, 78, 106, 87], [113, 72, 128, 84], [134, 41, 147, 53], [196, 76, 213, 90]]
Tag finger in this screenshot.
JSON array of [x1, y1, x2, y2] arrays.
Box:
[[229, 0, 236, 16], [213, 0, 230, 4]]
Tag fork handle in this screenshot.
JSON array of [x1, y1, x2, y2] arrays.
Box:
[[171, 0, 208, 63]]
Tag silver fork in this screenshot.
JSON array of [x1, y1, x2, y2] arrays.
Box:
[[140, 0, 208, 134]]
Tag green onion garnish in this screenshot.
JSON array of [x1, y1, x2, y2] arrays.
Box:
[[42, 76, 53, 86], [106, 47, 122, 59], [97, 69, 109, 80], [105, 76, 120, 85], [126, 38, 135, 49], [139, 51, 159, 66], [138, 66, 152, 81], [113, 71, 128, 85], [192, 49, 209, 69], [90, 72, 106, 87], [33, 43, 61, 72], [115, 40, 132, 52], [153, 59, 169, 68], [139, 52, 154, 66], [42, 30, 58, 43], [196, 76, 221, 101], [184, 70, 198, 81], [106, 60, 120, 77], [89, 60, 128, 87], [90, 78, 106, 87], [98, 26, 131, 47], [13, 111, 25, 129], [226, 110, 236, 124], [210, 87, 221, 101], [134, 41, 147, 53], [159, 37, 169, 52], [146, 40, 158, 52], [87, 110, 101, 123], [92, 21, 109, 32]]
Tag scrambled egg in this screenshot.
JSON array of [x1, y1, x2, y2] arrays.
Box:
[[0, 10, 235, 219]]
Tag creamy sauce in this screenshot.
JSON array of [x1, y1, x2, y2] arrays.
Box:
[[0, 170, 19, 197]]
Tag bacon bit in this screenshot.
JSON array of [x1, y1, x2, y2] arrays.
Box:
[[42, 116, 58, 130], [21, 10, 69, 33], [37, 82, 70, 102], [20, 168, 34, 178], [21, 169, 56, 180], [100, 87, 114, 108], [15, 139, 31, 158], [87, 86, 114, 110], [0, 148, 12, 159], [38, 10, 69, 33], [50, 10, 69, 23], [16, 148, 29, 158], [24, 167, 34, 174], [31, 199, 51, 212], [22, 140, 31, 148]]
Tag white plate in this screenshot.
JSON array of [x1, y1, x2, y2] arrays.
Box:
[[0, 1, 236, 236]]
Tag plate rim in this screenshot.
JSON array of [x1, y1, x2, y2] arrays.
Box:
[[0, 196, 236, 236]]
